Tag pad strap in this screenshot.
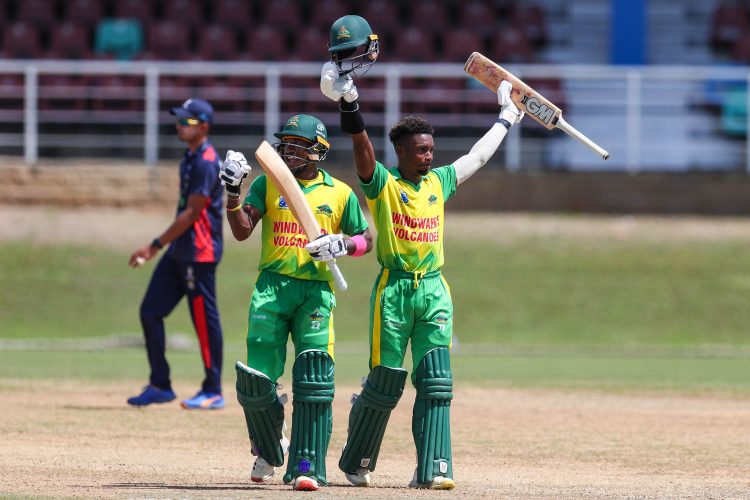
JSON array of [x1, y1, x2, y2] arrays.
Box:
[[235, 362, 286, 466], [413, 347, 453, 484], [283, 350, 335, 485], [339, 365, 408, 473]]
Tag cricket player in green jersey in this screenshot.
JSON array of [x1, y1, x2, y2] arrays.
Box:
[[219, 113, 373, 492], [320, 14, 524, 490]]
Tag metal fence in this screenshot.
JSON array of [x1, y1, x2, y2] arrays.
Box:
[[1, 59, 749, 172]]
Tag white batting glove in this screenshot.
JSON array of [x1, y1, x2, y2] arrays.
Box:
[[498, 80, 524, 125], [220, 150, 251, 196], [320, 62, 359, 103], [305, 233, 347, 262]]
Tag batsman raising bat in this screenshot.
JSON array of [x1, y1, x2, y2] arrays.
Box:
[[321, 15, 524, 490], [221, 114, 373, 492]]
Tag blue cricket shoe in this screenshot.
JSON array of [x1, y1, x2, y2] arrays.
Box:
[[181, 390, 225, 410], [127, 385, 176, 407]]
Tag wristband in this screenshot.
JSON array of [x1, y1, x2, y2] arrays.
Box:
[[151, 238, 163, 249], [350, 234, 367, 257], [340, 99, 365, 134], [226, 204, 243, 212], [497, 118, 512, 130]]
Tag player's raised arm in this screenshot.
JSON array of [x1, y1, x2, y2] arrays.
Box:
[[452, 81, 524, 186], [220, 150, 260, 241], [320, 15, 379, 183]]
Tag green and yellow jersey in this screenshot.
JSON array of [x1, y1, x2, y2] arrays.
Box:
[[360, 161, 456, 273], [245, 169, 368, 281]]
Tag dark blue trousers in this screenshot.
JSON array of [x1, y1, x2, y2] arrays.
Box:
[[140, 254, 223, 394]]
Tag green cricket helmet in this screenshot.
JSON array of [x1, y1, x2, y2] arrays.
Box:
[[328, 15, 379, 77], [273, 114, 330, 165]]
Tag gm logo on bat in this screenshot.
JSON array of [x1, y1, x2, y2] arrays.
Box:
[[521, 95, 555, 125]]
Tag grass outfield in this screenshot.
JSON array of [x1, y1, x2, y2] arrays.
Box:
[[2, 213, 750, 394]]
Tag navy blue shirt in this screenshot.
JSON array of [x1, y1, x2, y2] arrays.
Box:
[[167, 139, 224, 263]]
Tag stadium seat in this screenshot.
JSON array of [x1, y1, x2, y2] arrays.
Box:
[[48, 22, 93, 59], [163, 0, 205, 29], [260, 0, 303, 31], [246, 25, 289, 61], [113, 0, 156, 23], [408, 0, 448, 35], [38, 74, 87, 112], [147, 21, 190, 60], [94, 18, 144, 60], [212, 0, 253, 30], [402, 78, 463, 115], [358, 0, 399, 46], [489, 26, 533, 63], [290, 27, 328, 61], [732, 31, 750, 62], [392, 27, 436, 62], [2, 22, 43, 59], [441, 29, 484, 63], [457, 1, 497, 39], [510, 4, 548, 48], [89, 74, 143, 112], [710, 3, 749, 51], [61, 0, 104, 30], [0, 74, 24, 112], [309, 0, 350, 31], [15, 0, 57, 26], [720, 85, 747, 137], [197, 24, 240, 61]]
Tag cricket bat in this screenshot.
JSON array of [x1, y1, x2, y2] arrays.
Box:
[[464, 52, 609, 160], [254, 140, 348, 291]]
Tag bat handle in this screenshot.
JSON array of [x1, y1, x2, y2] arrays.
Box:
[[556, 117, 610, 160], [327, 260, 348, 291]]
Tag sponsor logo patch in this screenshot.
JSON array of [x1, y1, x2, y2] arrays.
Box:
[[299, 459, 311, 473], [278, 196, 289, 209], [400, 190, 409, 204]]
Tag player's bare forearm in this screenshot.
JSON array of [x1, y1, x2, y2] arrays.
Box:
[[351, 131, 376, 183], [227, 203, 260, 241]]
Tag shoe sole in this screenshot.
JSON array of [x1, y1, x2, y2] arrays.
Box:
[[409, 479, 456, 490], [127, 398, 175, 407], [293, 481, 319, 491]]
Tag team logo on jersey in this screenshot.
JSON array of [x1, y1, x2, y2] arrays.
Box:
[[428, 194, 438, 205], [309, 309, 325, 330], [278, 196, 289, 209], [336, 26, 352, 41], [315, 204, 333, 217], [399, 190, 409, 204]]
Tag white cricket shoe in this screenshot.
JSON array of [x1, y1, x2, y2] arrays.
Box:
[[292, 475, 319, 491], [251, 456, 275, 483], [344, 467, 371, 487], [408, 469, 455, 490], [250, 433, 290, 483]]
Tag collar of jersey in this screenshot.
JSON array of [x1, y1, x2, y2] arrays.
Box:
[[297, 169, 333, 189], [390, 166, 425, 191], [184, 139, 210, 159]]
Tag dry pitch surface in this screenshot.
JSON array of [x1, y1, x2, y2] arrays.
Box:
[[2, 207, 750, 498]]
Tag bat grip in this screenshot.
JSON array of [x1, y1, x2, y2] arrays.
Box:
[[327, 260, 348, 291], [556, 117, 610, 160]]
